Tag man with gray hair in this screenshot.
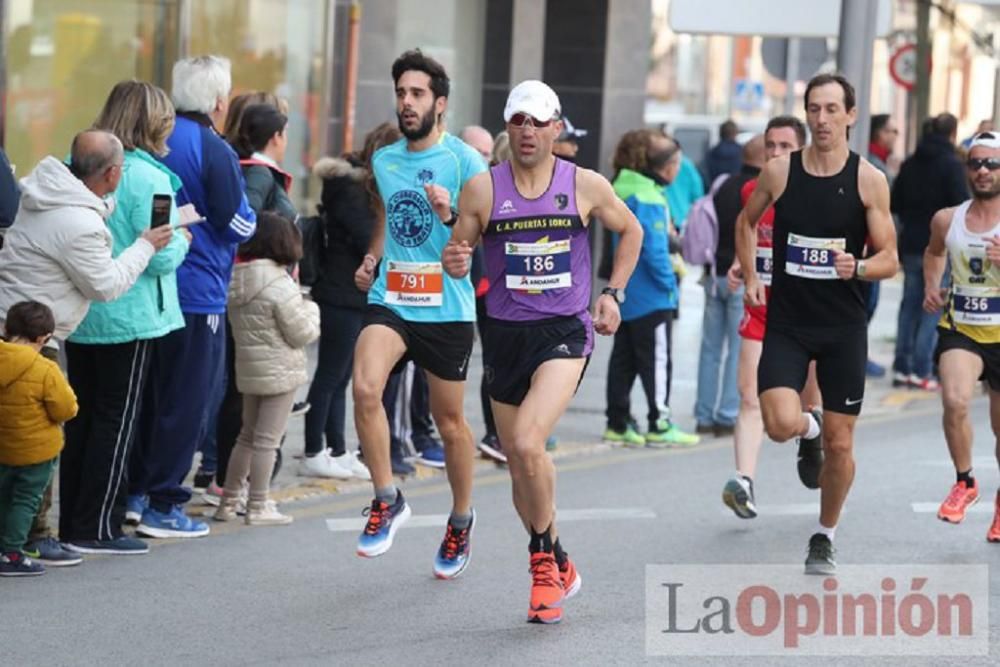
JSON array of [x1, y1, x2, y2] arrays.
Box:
[[0, 129, 173, 565], [129, 55, 257, 540]]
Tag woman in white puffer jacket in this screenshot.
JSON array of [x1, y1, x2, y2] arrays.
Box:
[[216, 212, 320, 525]]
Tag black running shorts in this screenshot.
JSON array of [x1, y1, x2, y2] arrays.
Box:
[[362, 305, 474, 382], [481, 315, 590, 406], [758, 324, 867, 416], [935, 327, 1000, 391]]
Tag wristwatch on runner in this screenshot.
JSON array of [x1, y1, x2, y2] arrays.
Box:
[[442, 207, 459, 227], [601, 286, 625, 304], [854, 259, 867, 280]]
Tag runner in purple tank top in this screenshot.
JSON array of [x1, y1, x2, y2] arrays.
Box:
[[443, 80, 643, 624]]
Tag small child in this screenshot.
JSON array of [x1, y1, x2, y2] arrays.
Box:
[[0, 301, 78, 576], [216, 212, 320, 525]]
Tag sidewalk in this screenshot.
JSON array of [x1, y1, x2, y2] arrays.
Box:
[[188, 265, 937, 511]]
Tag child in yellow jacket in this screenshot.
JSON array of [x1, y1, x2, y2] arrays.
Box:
[[0, 301, 78, 576]]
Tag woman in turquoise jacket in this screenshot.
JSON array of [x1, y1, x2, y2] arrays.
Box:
[[60, 81, 190, 553]]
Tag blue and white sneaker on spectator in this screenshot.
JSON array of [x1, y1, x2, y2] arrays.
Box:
[[125, 494, 148, 525], [357, 490, 411, 558], [433, 509, 475, 579], [65, 536, 150, 555], [415, 444, 446, 469], [22, 537, 82, 567], [0, 551, 46, 577], [136, 505, 210, 539]]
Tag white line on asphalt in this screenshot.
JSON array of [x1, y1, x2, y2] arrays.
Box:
[[915, 457, 997, 467], [911, 502, 994, 514], [326, 507, 656, 532], [719, 503, 827, 516]]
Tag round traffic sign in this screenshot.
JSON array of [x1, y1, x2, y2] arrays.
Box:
[[889, 43, 928, 91]]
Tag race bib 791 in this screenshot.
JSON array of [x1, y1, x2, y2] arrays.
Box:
[[385, 260, 443, 307]]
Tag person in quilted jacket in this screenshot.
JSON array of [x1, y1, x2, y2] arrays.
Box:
[[215, 212, 319, 526]]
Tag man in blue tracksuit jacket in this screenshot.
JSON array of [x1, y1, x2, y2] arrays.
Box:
[[130, 56, 257, 538], [603, 129, 699, 447]]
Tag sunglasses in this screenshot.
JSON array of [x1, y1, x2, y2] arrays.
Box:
[[508, 112, 554, 129], [966, 157, 1000, 171]]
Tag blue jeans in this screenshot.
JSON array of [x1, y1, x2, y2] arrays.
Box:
[[694, 276, 743, 426], [893, 253, 940, 378]]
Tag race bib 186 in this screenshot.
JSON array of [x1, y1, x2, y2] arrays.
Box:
[[952, 285, 1000, 326], [755, 247, 773, 286], [505, 239, 572, 291], [385, 260, 443, 307], [785, 233, 846, 280]]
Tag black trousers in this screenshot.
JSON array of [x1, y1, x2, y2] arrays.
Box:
[[61, 339, 151, 541], [214, 319, 242, 487], [476, 296, 496, 438], [305, 304, 363, 457], [605, 310, 674, 432]]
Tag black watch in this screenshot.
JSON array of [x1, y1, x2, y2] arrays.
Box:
[[442, 207, 459, 227], [601, 286, 625, 304]]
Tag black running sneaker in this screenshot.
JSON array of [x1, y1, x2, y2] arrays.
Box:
[[804, 533, 836, 575], [797, 407, 824, 489]]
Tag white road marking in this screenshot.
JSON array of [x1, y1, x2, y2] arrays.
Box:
[[911, 502, 994, 514], [915, 457, 997, 467], [719, 503, 829, 516], [326, 507, 656, 532]]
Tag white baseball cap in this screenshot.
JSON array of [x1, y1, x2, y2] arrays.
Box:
[[969, 132, 1000, 150], [503, 80, 561, 123]]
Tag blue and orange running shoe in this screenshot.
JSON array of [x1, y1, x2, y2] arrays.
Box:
[[356, 491, 411, 558]]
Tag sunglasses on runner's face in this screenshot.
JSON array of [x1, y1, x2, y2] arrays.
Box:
[[508, 112, 554, 128], [966, 157, 1000, 171]]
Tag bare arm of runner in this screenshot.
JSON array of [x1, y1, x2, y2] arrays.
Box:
[[834, 161, 898, 281], [922, 207, 954, 313], [736, 157, 787, 306], [577, 168, 643, 336], [442, 172, 490, 279]]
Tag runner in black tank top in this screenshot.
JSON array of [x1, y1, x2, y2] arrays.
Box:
[[733, 74, 898, 575], [769, 150, 868, 328]]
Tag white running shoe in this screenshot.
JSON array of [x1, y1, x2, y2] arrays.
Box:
[[335, 451, 372, 481], [297, 449, 353, 479], [245, 499, 293, 526]]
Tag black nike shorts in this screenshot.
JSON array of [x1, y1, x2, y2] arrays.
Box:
[[481, 315, 591, 406], [935, 327, 1000, 391], [362, 305, 474, 382], [758, 324, 867, 416]]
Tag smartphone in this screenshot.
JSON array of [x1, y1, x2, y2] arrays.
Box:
[[151, 194, 172, 228]]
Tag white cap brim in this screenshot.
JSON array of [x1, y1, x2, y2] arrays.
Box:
[[969, 132, 1000, 150], [503, 80, 561, 123]]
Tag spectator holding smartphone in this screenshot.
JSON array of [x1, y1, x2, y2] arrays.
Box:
[[57, 81, 190, 555], [0, 129, 173, 566]]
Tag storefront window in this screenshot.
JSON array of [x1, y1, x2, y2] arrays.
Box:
[[3, 0, 179, 175], [189, 0, 330, 207]]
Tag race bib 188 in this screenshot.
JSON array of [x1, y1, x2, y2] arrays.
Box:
[[385, 260, 443, 307], [505, 239, 571, 291], [952, 285, 1000, 326], [785, 233, 846, 280]]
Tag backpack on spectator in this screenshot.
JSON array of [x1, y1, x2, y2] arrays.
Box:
[[296, 205, 327, 287], [680, 174, 729, 268]]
